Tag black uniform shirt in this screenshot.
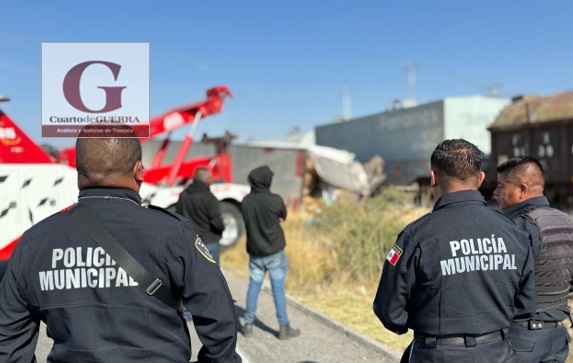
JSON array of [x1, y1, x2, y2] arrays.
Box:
[[0, 188, 241, 363], [503, 196, 572, 322], [373, 190, 536, 337]]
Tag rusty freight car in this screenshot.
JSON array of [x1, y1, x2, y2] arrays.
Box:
[[485, 92, 573, 207]]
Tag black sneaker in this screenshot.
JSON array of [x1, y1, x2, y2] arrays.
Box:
[[241, 323, 253, 338], [278, 323, 300, 340]]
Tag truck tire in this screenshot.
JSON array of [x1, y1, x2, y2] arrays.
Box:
[[219, 201, 245, 249], [166, 202, 245, 249]]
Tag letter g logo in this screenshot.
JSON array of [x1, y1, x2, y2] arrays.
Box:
[[63, 61, 126, 113]]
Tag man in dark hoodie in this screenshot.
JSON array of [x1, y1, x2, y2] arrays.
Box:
[[176, 167, 225, 265], [240, 166, 301, 340]]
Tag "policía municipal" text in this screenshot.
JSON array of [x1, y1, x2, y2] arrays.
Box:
[[440, 236, 517, 276], [38, 247, 139, 291]]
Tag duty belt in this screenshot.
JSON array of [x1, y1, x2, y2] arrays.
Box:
[[511, 320, 563, 330], [414, 330, 503, 347]]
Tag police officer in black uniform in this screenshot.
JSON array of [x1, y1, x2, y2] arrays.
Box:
[[0, 134, 242, 362], [495, 156, 573, 363], [373, 139, 536, 363]]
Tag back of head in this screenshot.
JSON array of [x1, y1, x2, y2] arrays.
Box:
[[76, 134, 142, 190], [193, 167, 212, 185], [430, 139, 484, 190], [496, 156, 545, 195], [248, 165, 273, 191]]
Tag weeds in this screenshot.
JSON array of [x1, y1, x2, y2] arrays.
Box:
[[222, 186, 428, 353], [285, 187, 428, 287], [222, 189, 573, 361]]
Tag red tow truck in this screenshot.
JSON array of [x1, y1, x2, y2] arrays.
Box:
[[0, 87, 249, 277]]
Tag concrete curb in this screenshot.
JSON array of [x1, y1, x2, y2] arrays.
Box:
[[262, 285, 401, 363]]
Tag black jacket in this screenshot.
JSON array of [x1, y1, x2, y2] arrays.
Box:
[[175, 180, 224, 243], [0, 188, 241, 363], [241, 166, 287, 257], [373, 190, 536, 337]]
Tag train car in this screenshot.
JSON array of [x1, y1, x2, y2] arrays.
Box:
[[486, 92, 573, 206], [316, 95, 510, 186]]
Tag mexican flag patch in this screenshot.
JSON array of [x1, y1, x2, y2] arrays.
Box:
[[386, 244, 403, 266]]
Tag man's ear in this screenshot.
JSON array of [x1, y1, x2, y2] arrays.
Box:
[[134, 160, 144, 183], [518, 183, 528, 199], [430, 169, 438, 187], [477, 171, 486, 188]]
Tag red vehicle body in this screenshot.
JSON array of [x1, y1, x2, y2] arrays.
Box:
[[0, 87, 248, 280], [56, 86, 234, 186], [0, 97, 54, 164]]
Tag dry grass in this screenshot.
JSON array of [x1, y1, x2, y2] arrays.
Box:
[[221, 188, 573, 360], [222, 188, 423, 354], [290, 281, 413, 354], [220, 237, 249, 277]]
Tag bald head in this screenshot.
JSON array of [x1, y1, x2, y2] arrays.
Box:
[[193, 167, 212, 185], [76, 137, 143, 190]]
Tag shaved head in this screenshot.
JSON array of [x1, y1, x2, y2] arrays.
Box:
[[76, 136, 142, 189], [494, 156, 545, 210], [193, 167, 212, 185], [497, 157, 545, 192]]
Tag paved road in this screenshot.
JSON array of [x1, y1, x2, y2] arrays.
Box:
[[35, 269, 399, 362]]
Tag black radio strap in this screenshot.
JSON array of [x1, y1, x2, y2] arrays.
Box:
[[71, 204, 179, 310]]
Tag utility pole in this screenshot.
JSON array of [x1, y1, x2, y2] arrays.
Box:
[[402, 63, 418, 107], [341, 87, 351, 121], [485, 84, 501, 98]]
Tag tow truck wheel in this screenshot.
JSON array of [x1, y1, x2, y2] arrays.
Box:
[[219, 201, 245, 249], [166, 201, 245, 249]]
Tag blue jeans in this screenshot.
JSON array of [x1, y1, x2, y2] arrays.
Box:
[[243, 250, 289, 325]]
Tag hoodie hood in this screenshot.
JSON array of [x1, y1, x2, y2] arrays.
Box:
[[248, 166, 273, 192]]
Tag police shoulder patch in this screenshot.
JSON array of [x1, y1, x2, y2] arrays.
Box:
[[195, 236, 216, 263], [386, 244, 403, 266]]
